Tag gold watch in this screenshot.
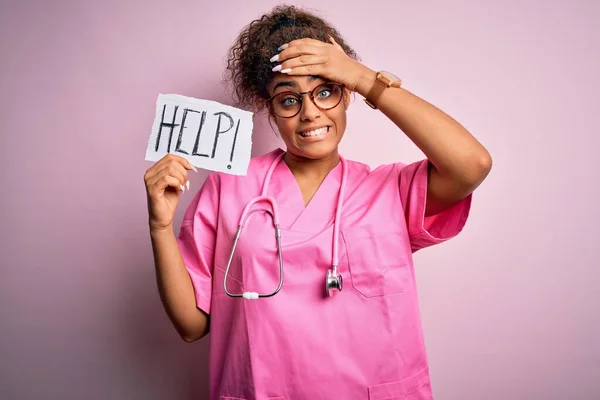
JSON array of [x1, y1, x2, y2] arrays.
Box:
[[364, 71, 402, 109]]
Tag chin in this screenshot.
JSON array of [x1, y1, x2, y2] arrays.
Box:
[[289, 142, 339, 160]]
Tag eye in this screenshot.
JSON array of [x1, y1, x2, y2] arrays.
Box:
[[280, 96, 298, 107], [316, 88, 332, 99]]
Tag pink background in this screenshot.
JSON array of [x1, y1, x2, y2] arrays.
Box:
[[1, 1, 598, 399]]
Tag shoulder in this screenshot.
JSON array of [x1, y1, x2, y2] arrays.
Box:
[[344, 157, 403, 183]]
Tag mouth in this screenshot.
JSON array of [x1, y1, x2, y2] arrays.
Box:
[[298, 126, 331, 138]]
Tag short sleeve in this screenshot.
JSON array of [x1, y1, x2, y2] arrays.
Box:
[[177, 173, 219, 314], [397, 160, 472, 253]]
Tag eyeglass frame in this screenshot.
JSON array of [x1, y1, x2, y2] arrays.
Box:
[[267, 82, 346, 118]]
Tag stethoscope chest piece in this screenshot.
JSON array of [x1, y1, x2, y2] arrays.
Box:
[[326, 268, 343, 297]]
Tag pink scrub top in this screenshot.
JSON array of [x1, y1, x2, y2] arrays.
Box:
[[178, 148, 471, 400]]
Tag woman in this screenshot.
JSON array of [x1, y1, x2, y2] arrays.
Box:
[[144, 5, 492, 399]]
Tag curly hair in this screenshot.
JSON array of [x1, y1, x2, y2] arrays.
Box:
[[224, 5, 359, 112]]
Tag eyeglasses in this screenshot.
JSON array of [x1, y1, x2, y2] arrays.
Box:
[[268, 83, 344, 118]]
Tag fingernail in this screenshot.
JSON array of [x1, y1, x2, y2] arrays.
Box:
[[188, 162, 198, 173], [186, 180, 190, 191], [272, 64, 282, 72], [278, 44, 288, 51], [270, 54, 279, 62], [281, 68, 292, 74], [180, 184, 185, 193]]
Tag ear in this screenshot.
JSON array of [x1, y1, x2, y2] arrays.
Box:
[[343, 88, 351, 109]]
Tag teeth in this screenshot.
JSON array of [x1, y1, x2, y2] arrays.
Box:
[[300, 127, 328, 137]]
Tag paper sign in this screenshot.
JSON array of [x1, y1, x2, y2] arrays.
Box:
[[145, 94, 253, 175]]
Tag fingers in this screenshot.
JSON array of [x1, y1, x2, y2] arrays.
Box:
[[273, 39, 330, 64], [147, 154, 197, 176], [145, 154, 196, 179], [273, 44, 319, 63], [152, 162, 189, 191], [275, 64, 323, 77], [280, 38, 327, 51], [149, 175, 186, 201], [144, 154, 197, 195], [274, 37, 341, 61], [328, 35, 345, 52], [270, 37, 343, 76], [272, 54, 327, 75]]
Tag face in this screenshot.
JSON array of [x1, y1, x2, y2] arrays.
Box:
[[267, 75, 350, 161]]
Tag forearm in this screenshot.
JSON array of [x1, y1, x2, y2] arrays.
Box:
[[150, 227, 209, 342], [354, 66, 492, 186]]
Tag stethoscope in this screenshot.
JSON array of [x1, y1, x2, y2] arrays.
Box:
[[224, 152, 347, 299]]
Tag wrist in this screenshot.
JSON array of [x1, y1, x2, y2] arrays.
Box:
[[150, 224, 175, 239], [353, 64, 376, 97]]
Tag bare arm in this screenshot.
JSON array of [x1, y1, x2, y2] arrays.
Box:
[[144, 154, 209, 343], [150, 227, 209, 342], [354, 68, 493, 216]]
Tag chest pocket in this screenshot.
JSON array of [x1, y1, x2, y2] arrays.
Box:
[[342, 225, 411, 298]]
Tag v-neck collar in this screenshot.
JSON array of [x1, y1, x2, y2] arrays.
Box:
[[267, 148, 342, 233]]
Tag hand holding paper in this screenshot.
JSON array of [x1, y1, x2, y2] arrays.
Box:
[[145, 94, 254, 175], [144, 154, 197, 232]]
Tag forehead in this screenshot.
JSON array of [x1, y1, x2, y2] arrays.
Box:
[[268, 75, 326, 94]]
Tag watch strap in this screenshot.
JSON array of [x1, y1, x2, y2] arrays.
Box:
[[364, 74, 387, 109]]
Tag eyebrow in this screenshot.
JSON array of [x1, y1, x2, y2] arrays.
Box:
[[272, 75, 321, 93]]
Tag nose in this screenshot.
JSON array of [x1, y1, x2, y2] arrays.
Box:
[[299, 95, 321, 121]]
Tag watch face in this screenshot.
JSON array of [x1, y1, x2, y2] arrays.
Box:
[[380, 71, 401, 82]]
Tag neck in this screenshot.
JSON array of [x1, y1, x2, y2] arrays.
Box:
[[283, 150, 340, 179]]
